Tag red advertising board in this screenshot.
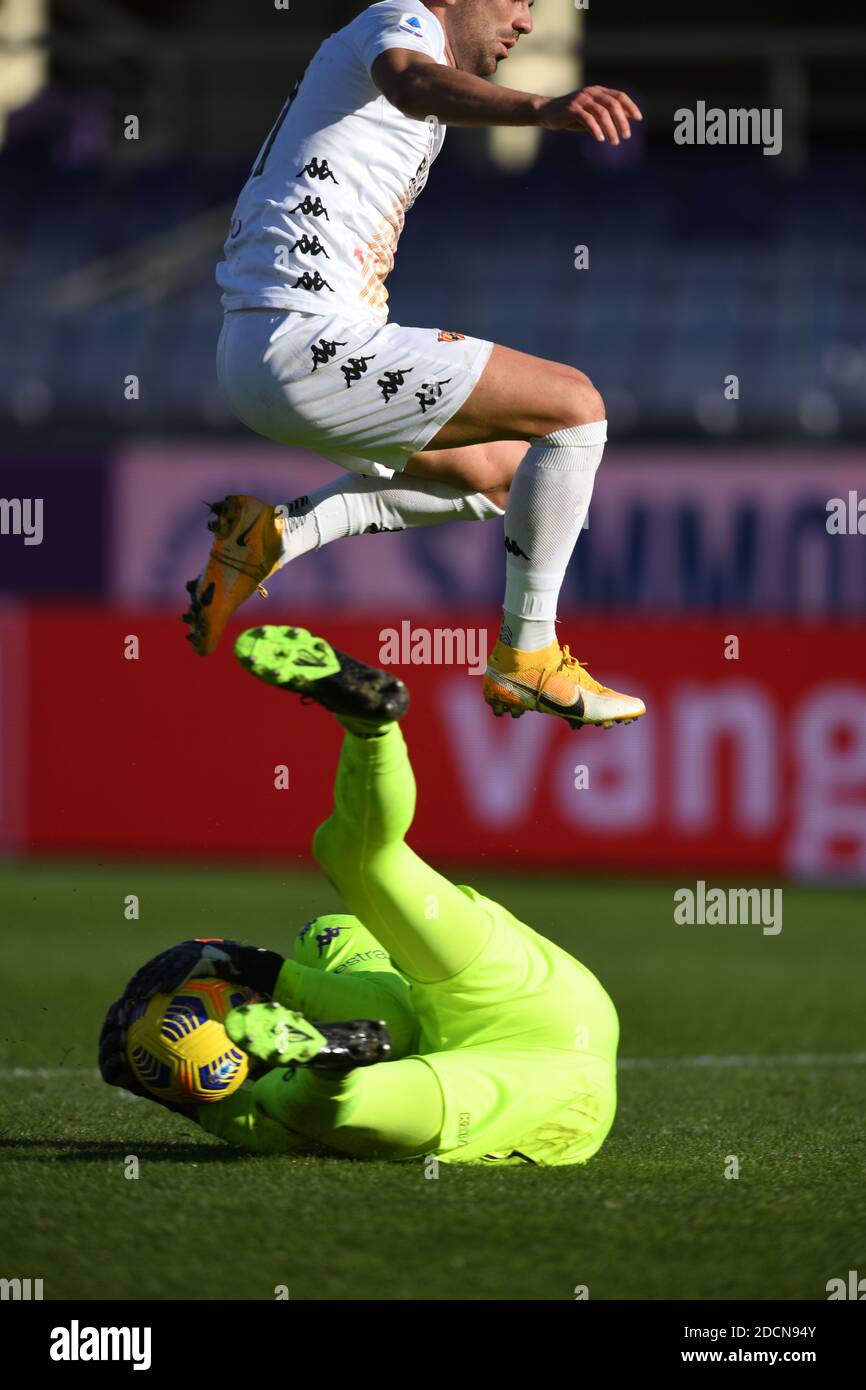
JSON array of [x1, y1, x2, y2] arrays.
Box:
[[0, 602, 27, 853], [9, 608, 866, 879]]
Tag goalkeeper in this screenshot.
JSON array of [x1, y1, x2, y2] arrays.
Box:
[[100, 626, 619, 1167]]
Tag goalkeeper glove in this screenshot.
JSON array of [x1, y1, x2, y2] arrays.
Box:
[[122, 938, 284, 1001], [97, 996, 195, 1116]]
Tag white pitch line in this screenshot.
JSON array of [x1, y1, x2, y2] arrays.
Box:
[[0, 1067, 100, 1079], [618, 1052, 866, 1070], [1, 1053, 865, 1081]]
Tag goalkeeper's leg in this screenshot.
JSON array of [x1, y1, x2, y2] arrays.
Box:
[[198, 1053, 444, 1159], [235, 624, 494, 982], [200, 679, 491, 1157], [312, 723, 492, 984]]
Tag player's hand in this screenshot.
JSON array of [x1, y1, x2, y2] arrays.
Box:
[[98, 996, 194, 1116], [122, 939, 244, 998], [539, 86, 642, 143], [122, 939, 285, 1001]]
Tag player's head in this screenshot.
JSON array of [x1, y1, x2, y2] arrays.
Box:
[[437, 0, 533, 78]]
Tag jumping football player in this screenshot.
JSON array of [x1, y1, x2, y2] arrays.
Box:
[[101, 626, 620, 1166], [185, 0, 646, 731]]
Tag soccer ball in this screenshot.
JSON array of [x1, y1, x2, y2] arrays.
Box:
[[126, 978, 254, 1104]]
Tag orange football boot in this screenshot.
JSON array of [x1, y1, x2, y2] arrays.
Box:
[[483, 638, 646, 729], [183, 496, 286, 656]]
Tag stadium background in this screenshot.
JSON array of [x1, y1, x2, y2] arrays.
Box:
[[1, 0, 864, 878], [1, 0, 865, 1309]]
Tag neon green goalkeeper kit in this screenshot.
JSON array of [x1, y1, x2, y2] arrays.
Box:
[[198, 723, 619, 1166]]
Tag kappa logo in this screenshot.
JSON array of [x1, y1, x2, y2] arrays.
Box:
[[298, 919, 347, 957], [378, 368, 414, 402], [311, 338, 347, 371], [297, 157, 338, 183], [282, 495, 312, 516], [291, 234, 329, 258], [504, 535, 530, 560], [416, 379, 451, 413], [290, 196, 330, 220], [437, 331, 465, 342], [293, 270, 334, 293], [397, 13, 425, 38], [342, 354, 377, 387], [316, 926, 344, 957]]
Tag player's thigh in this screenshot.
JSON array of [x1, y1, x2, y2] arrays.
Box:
[[314, 821, 493, 983], [404, 436, 526, 497], [423, 343, 605, 449], [415, 1045, 618, 1165], [254, 1056, 444, 1159]]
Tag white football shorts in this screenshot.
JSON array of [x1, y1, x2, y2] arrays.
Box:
[[216, 308, 494, 477]]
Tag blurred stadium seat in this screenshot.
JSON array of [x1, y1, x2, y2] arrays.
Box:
[[0, 150, 863, 434]]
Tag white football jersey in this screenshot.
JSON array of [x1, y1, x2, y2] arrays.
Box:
[[216, 1, 447, 326]]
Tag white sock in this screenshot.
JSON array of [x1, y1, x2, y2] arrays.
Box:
[[277, 474, 504, 564], [499, 420, 607, 652]]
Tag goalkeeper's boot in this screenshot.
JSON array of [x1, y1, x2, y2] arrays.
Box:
[[226, 1002, 391, 1071], [484, 638, 646, 730], [234, 625, 409, 730], [183, 496, 288, 656]]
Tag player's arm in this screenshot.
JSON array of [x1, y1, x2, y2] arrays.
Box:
[[371, 49, 642, 142], [195, 1088, 307, 1154]]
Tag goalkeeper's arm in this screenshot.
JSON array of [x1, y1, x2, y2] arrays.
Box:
[[194, 1089, 308, 1154]]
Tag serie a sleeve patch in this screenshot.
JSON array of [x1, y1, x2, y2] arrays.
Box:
[[396, 14, 425, 39]]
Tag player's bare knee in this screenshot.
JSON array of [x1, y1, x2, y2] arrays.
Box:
[[554, 368, 605, 431], [484, 482, 510, 511]]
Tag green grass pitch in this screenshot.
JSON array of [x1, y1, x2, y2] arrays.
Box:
[[0, 862, 862, 1301]]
